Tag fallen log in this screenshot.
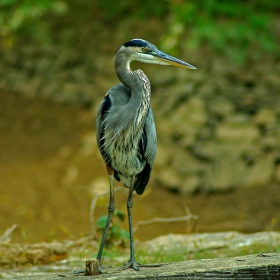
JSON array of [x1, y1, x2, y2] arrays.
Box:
[[7, 252, 280, 279], [0, 241, 68, 267]]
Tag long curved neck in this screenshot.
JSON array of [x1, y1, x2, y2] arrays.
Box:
[[114, 52, 151, 129], [114, 52, 140, 91]]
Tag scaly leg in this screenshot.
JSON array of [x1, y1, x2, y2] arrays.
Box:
[[120, 175, 140, 271], [96, 173, 115, 272]]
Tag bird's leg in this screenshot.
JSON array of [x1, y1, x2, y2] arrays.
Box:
[[120, 175, 140, 271], [96, 171, 115, 273]]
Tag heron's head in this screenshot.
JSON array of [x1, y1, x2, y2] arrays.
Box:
[[115, 39, 196, 70]]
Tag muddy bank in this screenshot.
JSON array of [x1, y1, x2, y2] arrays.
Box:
[[0, 92, 280, 244]]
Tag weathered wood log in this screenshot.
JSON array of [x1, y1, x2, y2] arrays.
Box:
[[7, 252, 280, 279], [84, 259, 99, 276]]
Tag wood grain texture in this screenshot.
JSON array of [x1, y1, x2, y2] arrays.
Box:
[[7, 252, 280, 279]]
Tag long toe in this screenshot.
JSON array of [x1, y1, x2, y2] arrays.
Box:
[[72, 269, 85, 275], [97, 262, 102, 274], [120, 259, 141, 271]]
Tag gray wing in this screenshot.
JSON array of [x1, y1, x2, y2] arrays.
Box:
[[143, 107, 157, 167], [134, 107, 157, 195], [96, 93, 111, 164], [96, 83, 131, 164]]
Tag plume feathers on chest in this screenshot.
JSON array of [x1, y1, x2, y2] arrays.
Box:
[[101, 70, 151, 152]]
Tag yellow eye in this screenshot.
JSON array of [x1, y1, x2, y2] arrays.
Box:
[[142, 47, 148, 53]]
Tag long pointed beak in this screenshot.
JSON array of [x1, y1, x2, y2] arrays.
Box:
[[153, 50, 197, 70]]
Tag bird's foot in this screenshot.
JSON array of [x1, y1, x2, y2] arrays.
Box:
[[120, 258, 141, 271], [95, 259, 102, 274], [72, 269, 84, 275]]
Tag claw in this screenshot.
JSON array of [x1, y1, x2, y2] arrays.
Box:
[[120, 258, 141, 271]]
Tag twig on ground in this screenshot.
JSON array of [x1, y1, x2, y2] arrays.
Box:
[[88, 186, 199, 236], [183, 204, 198, 233], [0, 224, 18, 243], [89, 186, 128, 236], [133, 214, 198, 233]]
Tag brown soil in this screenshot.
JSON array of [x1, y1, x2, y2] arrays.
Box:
[[0, 91, 279, 243]]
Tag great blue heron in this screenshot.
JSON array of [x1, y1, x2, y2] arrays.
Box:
[[96, 39, 196, 272]]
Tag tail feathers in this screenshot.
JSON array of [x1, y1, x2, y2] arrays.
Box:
[[114, 170, 120, 182], [134, 164, 152, 195]]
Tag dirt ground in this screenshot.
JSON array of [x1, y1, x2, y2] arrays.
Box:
[[0, 91, 279, 243]]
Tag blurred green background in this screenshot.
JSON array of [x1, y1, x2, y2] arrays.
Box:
[[0, 0, 280, 243]]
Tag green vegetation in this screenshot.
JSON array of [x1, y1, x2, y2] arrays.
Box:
[[0, 0, 279, 63], [0, 0, 68, 47], [96, 210, 129, 248], [136, 242, 280, 264], [162, 0, 279, 62]]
